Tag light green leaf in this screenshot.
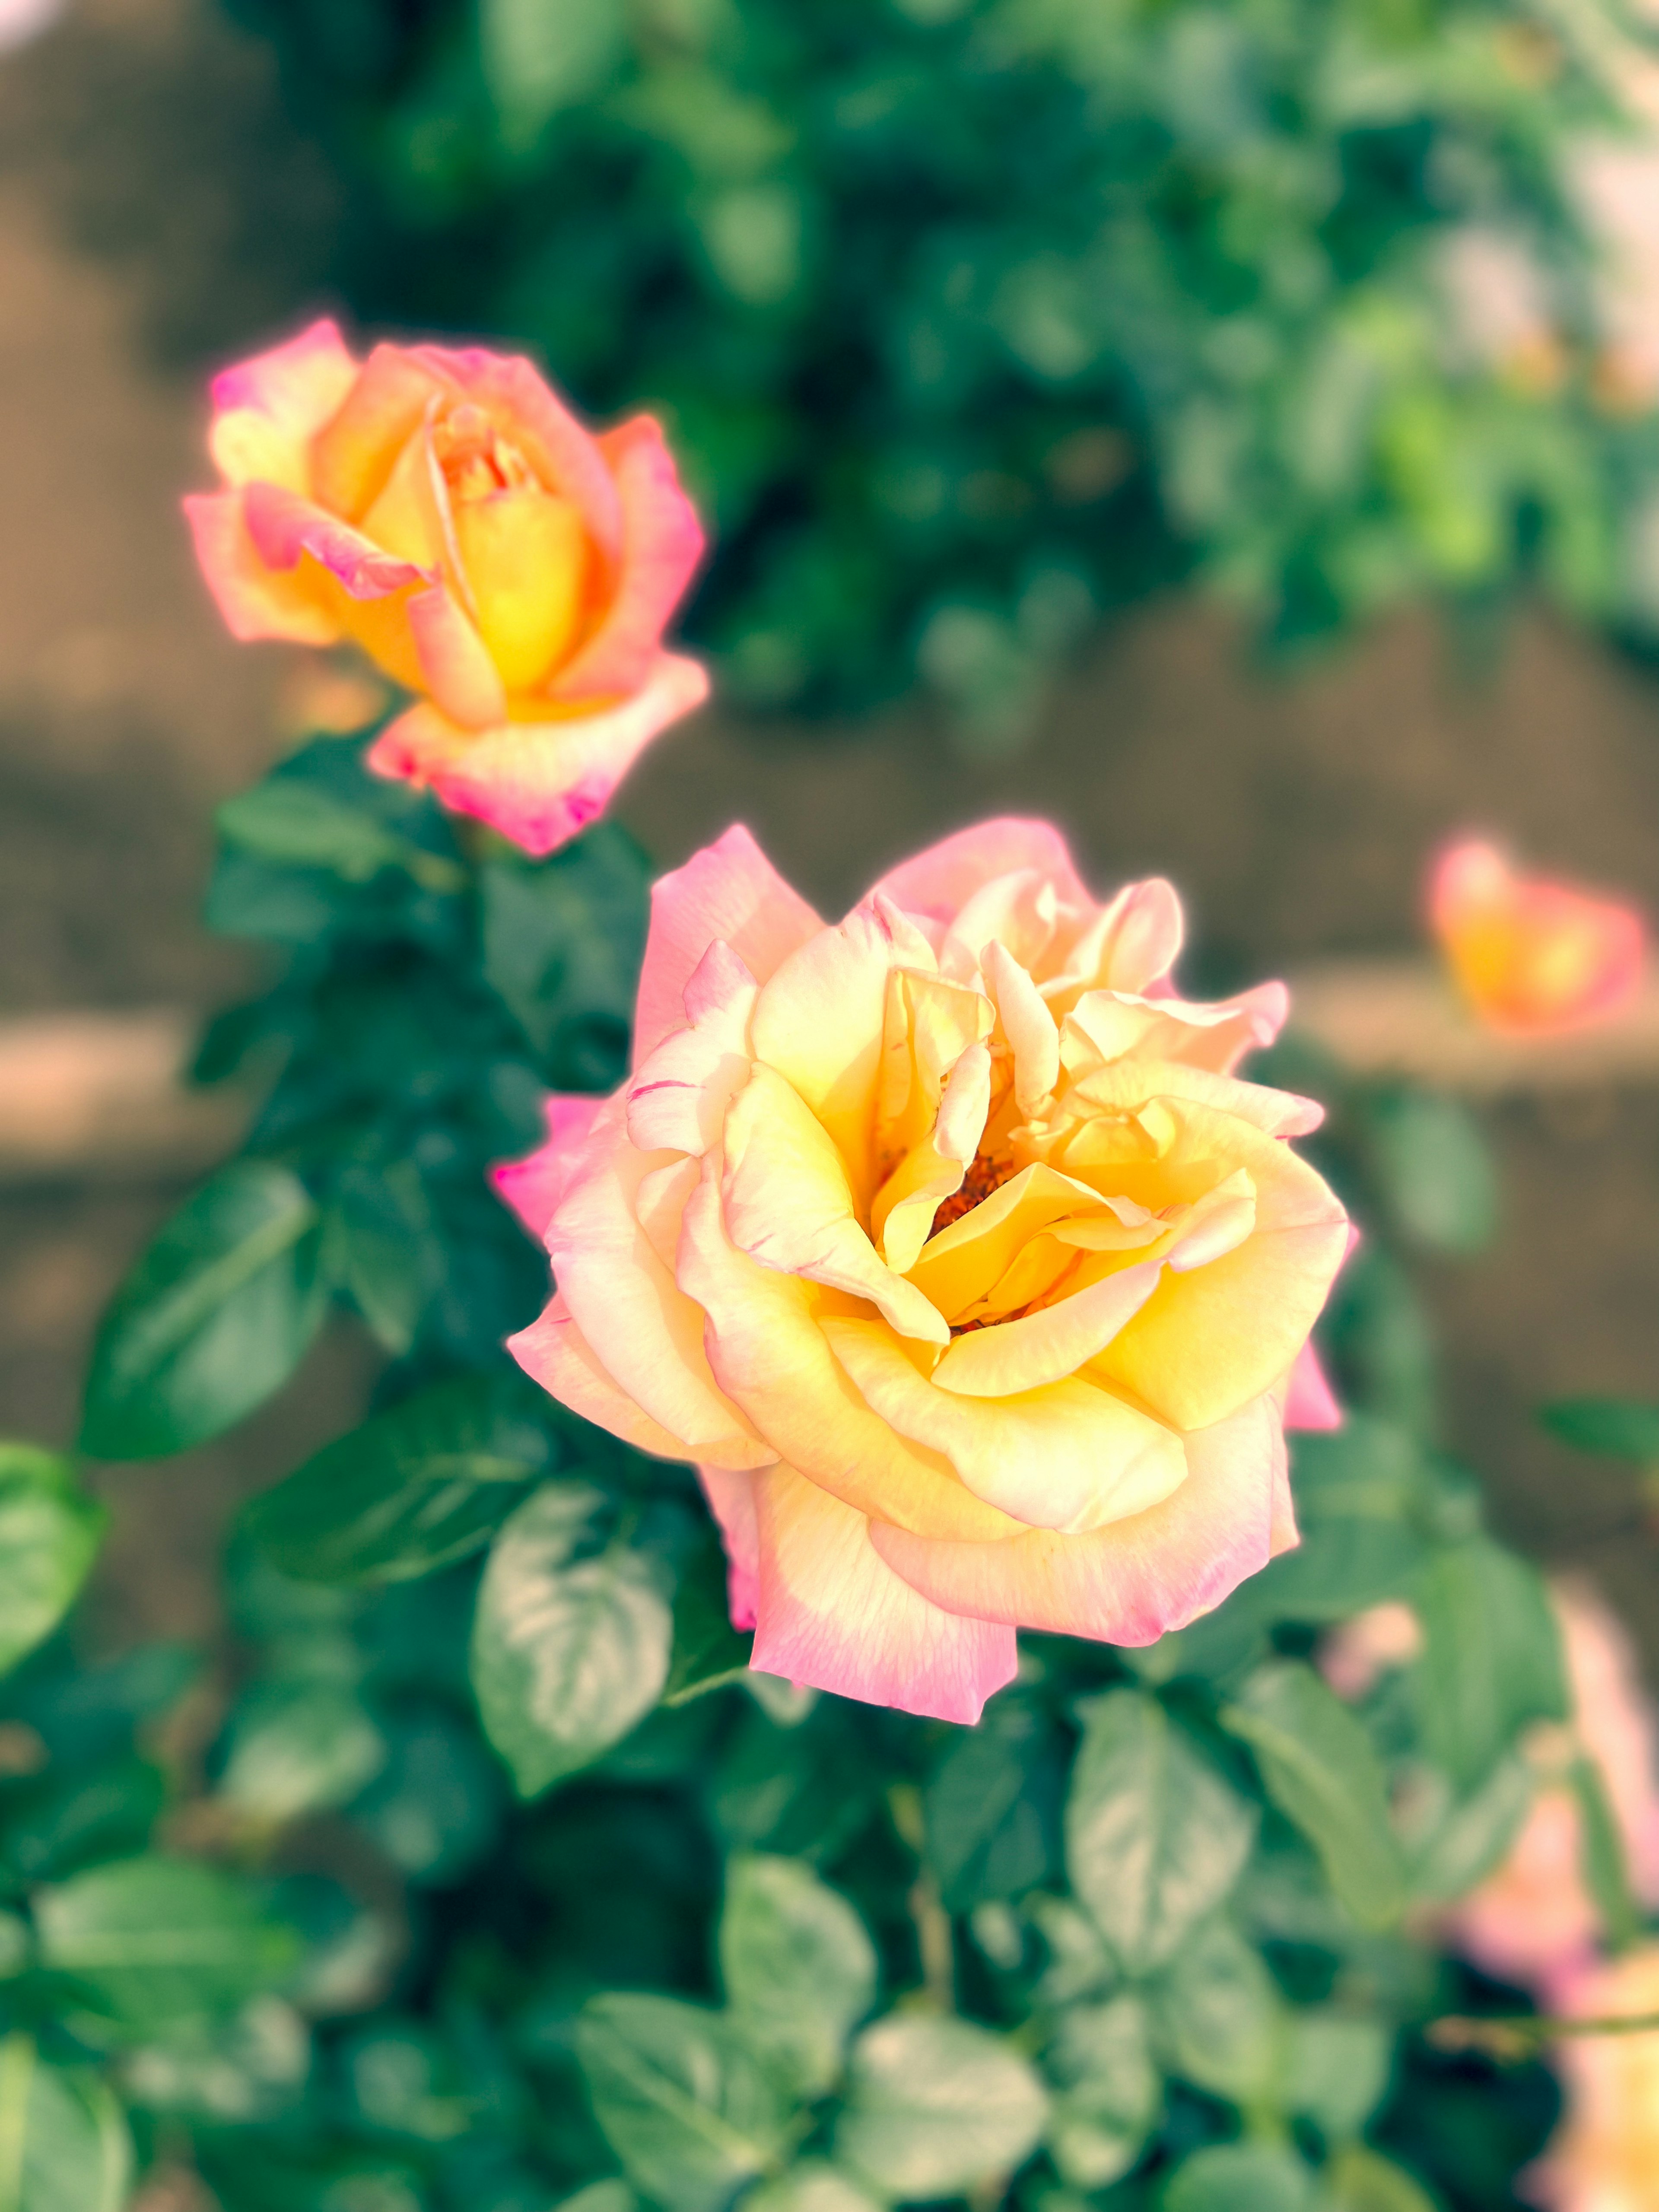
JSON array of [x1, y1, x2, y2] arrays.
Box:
[[0, 1448, 105, 1678], [720, 1855, 877, 2097], [245, 1376, 549, 1586], [80, 1162, 324, 1459], [216, 782, 462, 896], [1165, 2142, 1315, 2212], [1222, 1663, 1406, 1929], [1405, 1753, 1535, 1904], [471, 1484, 674, 1798], [663, 1528, 753, 1705], [1065, 1690, 1256, 1974], [1414, 1539, 1568, 1789], [216, 1681, 388, 1825], [1283, 2011, 1391, 2139], [1572, 1752, 1642, 1950], [1044, 1995, 1160, 2190], [925, 1694, 1062, 1910], [743, 2163, 883, 2212], [577, 1992, 796, 2212], [1154, 1917, 1282, 2105], [1363, 1087, 1497, 1255], [0, 2035, 132, 2212], [35, 1857, 298, 2029], [481, 0, 628, 145], [1319, 2144, 1439, 2212], [834, 2015, 1047, 2198]]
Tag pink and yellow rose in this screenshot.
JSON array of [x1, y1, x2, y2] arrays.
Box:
[[185, 320, 706, 855], [1526, 1945, 1659, 2212], [495, 819, 1350, 1722], [1429, 838, 1646, 1036]]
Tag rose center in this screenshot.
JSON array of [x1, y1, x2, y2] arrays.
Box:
[[933, 1148, 1015, 1233], [434, 404, 537, 503]]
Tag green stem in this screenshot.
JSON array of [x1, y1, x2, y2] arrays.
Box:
[[1429, 2009, 1659, 2061]]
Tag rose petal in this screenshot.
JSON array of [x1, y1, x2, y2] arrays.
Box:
[[870, 818, 1091, 928], [751, 1465, 1019, 1724], [207, 318, 359, 493], [1284, 1341, 1343, 1431], [699, 1464, 761, 1630], [490, 1093, 607, 1241], [626, 941, 759, 1157], [509, 1291, 703, 1463], [182, 490, 342, 646], [548, 416, 706, 702], [308, 343, 447, 521], [930, 1259, 1166, 1398]]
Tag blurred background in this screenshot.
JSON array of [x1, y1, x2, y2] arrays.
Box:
[[6, 0, 1659, 1661]]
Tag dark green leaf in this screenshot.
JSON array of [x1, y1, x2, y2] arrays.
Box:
[[324, 1159, 447, 1356], [245, 1376, 550, 1586], [1222, 1662, 1406, 1929], [481, 827, 648, 1087], [80, 1162, 324, 1459], [663, 1528, 753, 1705], [1413, 1539, 1568, 1789], [1153, 1917, 1281, 2105], [1164, 2142, 1314, 2212], [0, 2036, 131, 2212], [719, 1855, 876, 2097], [347, 1703, 506, 1884], [1250, 1420, 1430, 1623], [0, 1757, 166, 1887], [1541, 1397, 1659, 1463], [1362, 1087, 1497, 1255], [1043, 1995, 1159, 2190], [924, 1693, 1064, 1910], [471, 1484, 674, 1798], [834, 2015, 1047, 2199], [1065, 1689, 1256, 1974], [0, 1448, 105, 1676], [217, 781, 464, 896], [35, 1856, 299, 2028], [577, 1992, 796, 2212]]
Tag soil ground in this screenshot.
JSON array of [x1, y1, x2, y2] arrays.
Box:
[[4, 0, 1659, 1659]]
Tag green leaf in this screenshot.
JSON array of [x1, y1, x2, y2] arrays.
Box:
[[1250, 1421, 1429, 1623], [323, 1159, 446, 1357], [0, 1759, 166, 1887], [719, 1856, 877, 2098], [480, 828, 648, 1087], [1319, 2145, 1438, 2212], [1541, 1397, 1659, 1463], [743, 2164, 883, 2212], [1282, 2011, 1391, 2139], [216, 782, 464, 896], [216, 1681, 388, 1824], [1413, 1539, 1568, 1789], [1154, 1917, 1282, 2105], [35, 1857, 298, 2029], [1044, 1995, 1160, 2190], [1404, 1754, 1535, 1905], [1065, 1689, 1256, 1974], [481, 0, 628, 144], [0, 1449, 105, 1677], [471, 1484, 674, 1799], [80, 1162, 324, 1459], [1222, 1663, 1406, 1930], [0, 2036, 132, 2212], [924, 1693, 1064, 1910], [577, 1992, 796, 2212], [834, 2015, 1048, 2199], [245, 1376, 550, 1586], [1571, 1752, 1642, 1950], [663, 1527, 753, 1705], [1164, 2142, 1315, 2212], [347, 1704, 505, 1885], [1362, 1087, 1497, 1255]]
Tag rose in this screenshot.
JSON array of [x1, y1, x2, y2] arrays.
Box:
[[184, 320, 707, 855], [1429, 838, 1645, 1034], [496, 819, 1350, 1722], [1525, 1943, 1659, 2212]]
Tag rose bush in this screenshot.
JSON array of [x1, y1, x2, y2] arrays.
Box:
[[497, 818, 1350, 1720], [185, 320, 706, 853]]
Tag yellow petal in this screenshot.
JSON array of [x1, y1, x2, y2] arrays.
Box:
[[453, 485, 592, 693], [931, 1260, 1166, 1398]]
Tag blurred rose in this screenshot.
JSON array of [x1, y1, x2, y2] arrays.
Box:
[[1428, 839, 1646, 1035], [1319, 1600, 1424, 1703], [185, 320, 706, 855], [1445, 1579, 1659, 1997], [495, 819, 1348, 1722], [1526, 1944, 1659, 2212]]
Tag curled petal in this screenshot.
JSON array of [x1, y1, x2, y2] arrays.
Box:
[[627, 941, 759, 1157], [931, 1259, 1166, 1398], [1062, 991, 1302, 1093], [510, 1292, 701, 1462], [1054, 877, 1185, 1001], [751, 1465, 1019, 1724], [242, 481, 426, 600], [871, 818, 1091, 928], [491, 1093, 607, 1241], [635, 826, 822, 1068], [207, 318, 359, 493], [366, 652, 709, 858], [982, 940, 1060, 1115], [867, 1389, 1288, 1642], [308, 342, 448, 521], [182, 490, 342, 646]]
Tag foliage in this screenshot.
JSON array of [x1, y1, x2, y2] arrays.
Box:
[[25, 719, 1614, 2205], [222, 0, 1659, 732]]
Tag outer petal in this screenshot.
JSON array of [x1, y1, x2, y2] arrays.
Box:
[[634, 825, 822, 1068], [750, 1465, 1019, 1724], [867, 1389, 1288, 1642], [626, 942, 759, 1157], [365, 652, 708, 858], [548, 417, 706, 702], [677, 1168, 1026, 1542], [242, 481, 426, 600], [490, 1093, 608, 1242], [308, 343, 448, 521], [823, 1316, 1186, 1535], [207, 318, 359, 493], [699, 1464, 761, 1630], [1062, 987, 1291, 1083], [870, 818, 1092, 928], [182, 489, 342, 646], [510, 1291, 700, 1462], [541, 1096, 773, 1468], [411, 344, 625, 565], [1284, 1341, 1343, 1431]]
